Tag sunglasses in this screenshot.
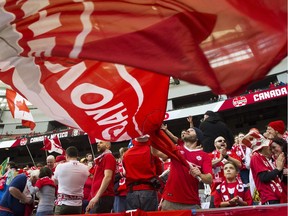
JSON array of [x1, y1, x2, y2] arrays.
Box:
[[216, 139, 226, 143]]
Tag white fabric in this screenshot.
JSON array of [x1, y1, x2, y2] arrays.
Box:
[[54, 160, 89, 206]]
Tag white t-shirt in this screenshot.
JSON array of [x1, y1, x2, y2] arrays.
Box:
[[54, 160, 89, 206]]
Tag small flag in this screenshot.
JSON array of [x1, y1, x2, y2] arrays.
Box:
[[0, 157, 9, 176], [41, 136, 65, 155], [6, 89, 36, 130]]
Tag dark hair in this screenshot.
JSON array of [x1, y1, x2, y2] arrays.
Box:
[[66, 146, 78, 158], [8, 161, 17, 169], [224, 161, 239, 172], [271, 137, 287, 158], [39, 167, 53, 178], [86, 153, 92, 157]]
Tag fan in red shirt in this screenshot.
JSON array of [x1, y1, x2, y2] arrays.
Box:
[[161, 127, 212, 210], [209, 136, 242, 208], [243, 131, 287, 205], [214, 161, 252, 207]]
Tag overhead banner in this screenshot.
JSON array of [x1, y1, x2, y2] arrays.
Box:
[[164, 85, 287, 121], [0, 128, 86, 149], [218, 85, 287, 111]]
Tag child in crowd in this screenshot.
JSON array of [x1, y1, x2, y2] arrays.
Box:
[[214, 161, 252, 207], [27, 167, 56, 216]]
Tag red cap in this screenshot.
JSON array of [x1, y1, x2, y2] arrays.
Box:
[[56, 155, 66, 163], [268, 120, 285, 135]]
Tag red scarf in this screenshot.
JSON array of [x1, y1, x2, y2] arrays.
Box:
[[35, 176, 56, 189], [256, 152, 285, 202], [218, 179, 245, 206]]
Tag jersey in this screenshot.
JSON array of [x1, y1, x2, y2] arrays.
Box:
[[162, 145, 212, 205], [250, 152, 284, 203], [90, 152, 116, 198], [209, 150, 241, 195], [214, 179, 253, 207]]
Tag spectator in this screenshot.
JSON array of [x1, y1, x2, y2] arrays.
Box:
[[123, 135, 162, 212], [27, 167, 56, 216], [231, 133, 252, 185], [85, 153, 94, 169], [264, 120, 286, 141], [209, 136, 242, 208], [270, 137, 288, 200], [113, 147, 128, 213], [86, 141, 116, 213], [0, 173, 34, 216], [46, 155, 56, 172], [246, 131, 286, 204], [200, 111, 234, 152], [54, 146, 89, 215], [214, 161, 252, 207], [80, 158, 93, 213], [161, 128, 212, 210]]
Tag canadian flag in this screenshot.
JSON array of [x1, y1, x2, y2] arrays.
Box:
[[5, 89, 36, 130], [41, 136, 65, 155]]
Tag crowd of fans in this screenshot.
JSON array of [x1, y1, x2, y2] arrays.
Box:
[[0, 111, 286, 215]]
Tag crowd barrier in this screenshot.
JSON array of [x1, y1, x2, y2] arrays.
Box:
[[68, 204, 287, 216]]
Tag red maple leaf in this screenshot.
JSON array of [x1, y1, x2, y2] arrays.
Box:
[[15, 100, 30, 112]]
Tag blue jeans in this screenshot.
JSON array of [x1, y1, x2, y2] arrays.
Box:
[[126, 190, 158, 211], [113, 196, 126, 213], [36, 210, 54, 216]]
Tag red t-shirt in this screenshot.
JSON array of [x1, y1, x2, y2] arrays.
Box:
[[250, 152, 284, 203], [90, 153, 116, 199], [123, 141, 157, 186], [209, 150, 241, 195], [214, 180, 253, 207], [162, 146, 212, 205]]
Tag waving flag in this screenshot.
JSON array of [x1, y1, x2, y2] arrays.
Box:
[[41, 136, 65, 155], [0, 157, 9, 176], [0, 0, 286, 142], [5, 89, 36, 130]]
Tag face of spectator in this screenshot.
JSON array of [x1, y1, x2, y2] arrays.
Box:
[[224, 163, 238, 181], [265, 126, 278, 139], [183, 128, 197, 143], [260, 146, 272, 158], [270, 142, 282, 158], [86, 154, 93, 162], [46, 159, 55, 169], [234, 136, 239, 144], [214, 136, 227, 150], [97, 141, 110, 153], [238, 133, 245, 143]]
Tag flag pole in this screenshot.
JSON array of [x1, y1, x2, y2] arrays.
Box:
[[90, 142, 95, 159], [25, 145, 36, 166]]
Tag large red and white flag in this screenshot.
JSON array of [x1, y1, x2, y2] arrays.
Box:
[[41, 136, 65, 155], [5, 89, 36, 130], [0, 0, 286, 142]]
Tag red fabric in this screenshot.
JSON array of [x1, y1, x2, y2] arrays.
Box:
[[90, 153, 116, 199], [123, 140, 157, 186], [250, 152, 285, 203], [35, 176, 56, 189], [231, 144, 248, 169], [0, 0, 286, 144], [162, 147, 212, 205], [83, 176, 93, 200], [214, 180, 253, 207]]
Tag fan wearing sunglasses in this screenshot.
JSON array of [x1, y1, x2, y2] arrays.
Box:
[[208, 136, 242, 208]]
